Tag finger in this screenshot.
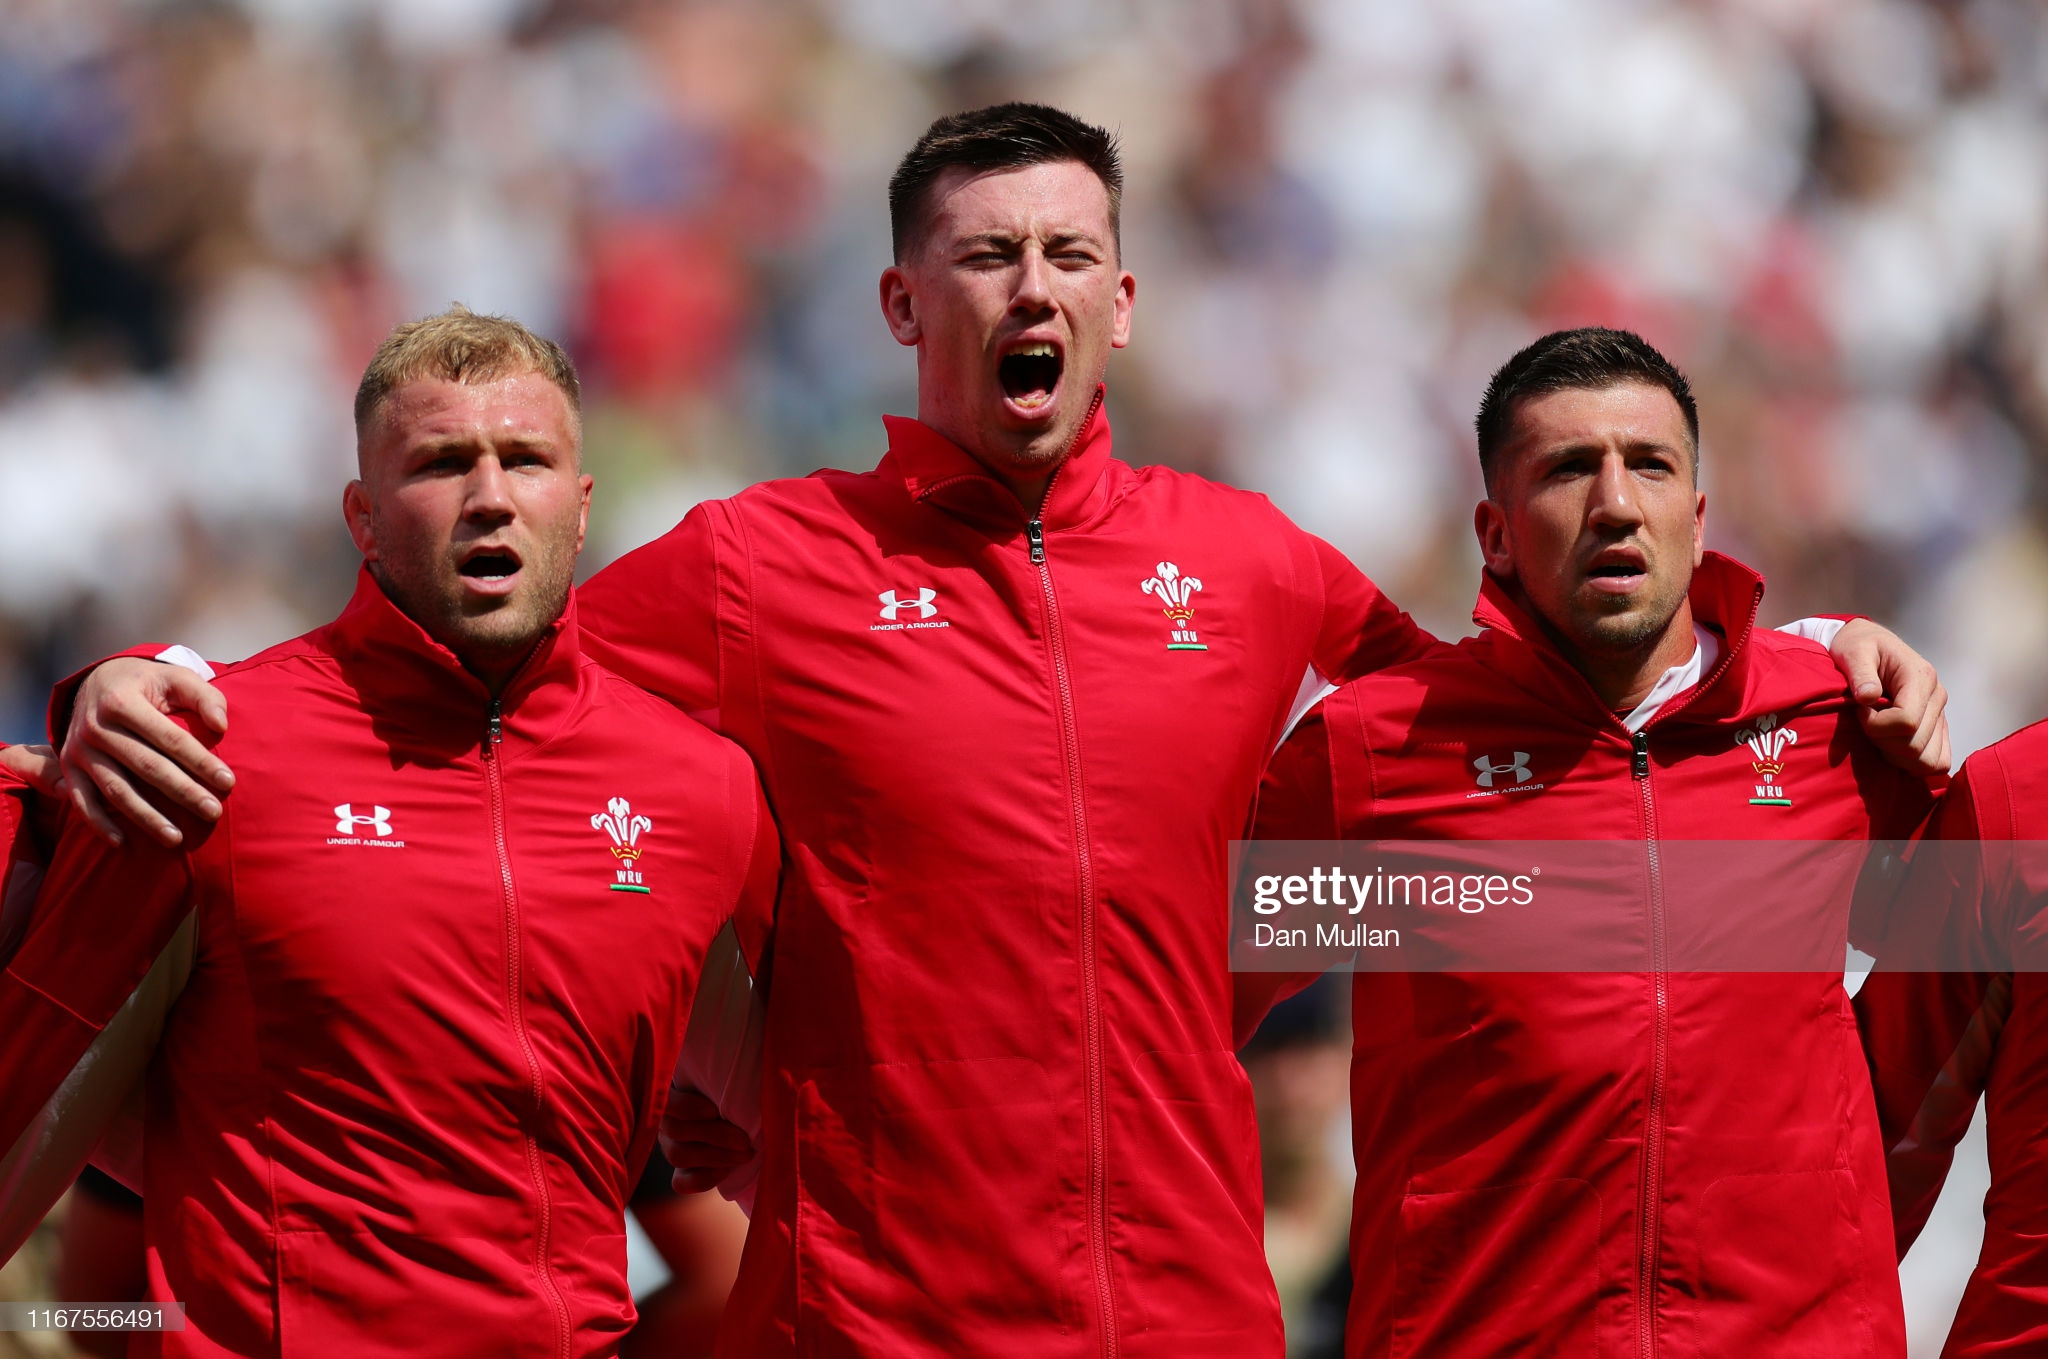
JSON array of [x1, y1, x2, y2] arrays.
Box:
[[98, 698, 235, 798], [81, 753, 182, 848], [0, 743, 63, 798], [669, 1168, 727, 1195], [1877, 656, 1935, 724], [660, 1123, 755, 1157], [662, 1088, 722, 1119], [65, 769, 125, 848], [81, 725, 222, 822], [161, 667, 231, 738], [1910, 685, 1948, 768], [658, 1141, 752, 1169]]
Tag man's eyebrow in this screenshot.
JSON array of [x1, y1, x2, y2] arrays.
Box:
[[953, 230, 1023, 251], [950, 228, 1107, 252]]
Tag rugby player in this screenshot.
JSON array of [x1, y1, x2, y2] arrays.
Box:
[[0, 310, 779, 1357], [1247, 328, 1939, 1356], [2, 110, 1948, 1356], [1856, 726, 2048, 1357]]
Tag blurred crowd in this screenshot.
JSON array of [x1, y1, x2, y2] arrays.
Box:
[[3, 0, 2046, 1354]]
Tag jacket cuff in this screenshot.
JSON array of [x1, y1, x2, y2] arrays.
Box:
[[1775, 616, 1857, 650], [47, 645, 207, 747]]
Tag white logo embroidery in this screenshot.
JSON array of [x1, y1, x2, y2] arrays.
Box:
[[1734, 714, 1798, 807], [328, 803, 404, 848], [1472, 753, 1533, 789], [878, 588, 938, 621], [1140, 562, 1207, 651], [592, 797, 654, 893], [872, 587, 950, 632], [334, 804, 393, 837]]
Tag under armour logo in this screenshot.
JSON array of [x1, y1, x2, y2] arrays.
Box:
[[878, 588, 938, 621], [334, 804, 394, 837], [1472, 753, 1532, 788]]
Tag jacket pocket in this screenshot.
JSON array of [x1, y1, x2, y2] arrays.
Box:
[[1689, 1170, 1874, 1355], [1391, 1178, 1601, 1359], [793, 1057, 1078, 1357]]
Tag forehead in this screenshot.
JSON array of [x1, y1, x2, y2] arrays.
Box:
[[372, 370, 576, 447], [922, 160, 1113, 246], [1505, 381, 1691, 454]]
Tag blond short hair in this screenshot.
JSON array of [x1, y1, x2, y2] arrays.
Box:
[[354, 304, 581, 436]]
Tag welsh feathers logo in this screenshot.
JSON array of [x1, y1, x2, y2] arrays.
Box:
[[1141, 562, 1207, 652], [591, 797, 653, 893], [1735, 714, 1797, 807]]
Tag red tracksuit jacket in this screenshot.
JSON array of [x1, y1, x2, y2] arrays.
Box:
[[573, 393, 1431, 1357], [0, 571, 778, 1357], [1252, 553, 1932, 1359], [1855, 724, 2048, 1357]]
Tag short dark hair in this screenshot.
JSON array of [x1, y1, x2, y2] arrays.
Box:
[[888, 103, 1123, 263], [1475, 327, 1699, 492]]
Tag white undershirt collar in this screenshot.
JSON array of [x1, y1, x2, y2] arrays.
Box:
[[1619, 624, 1719, 733]]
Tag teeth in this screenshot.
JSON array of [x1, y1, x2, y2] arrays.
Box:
[[1011, 342, 1057, 359]]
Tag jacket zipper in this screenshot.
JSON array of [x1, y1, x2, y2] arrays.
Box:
[[1026, 511, 1117, 1359], [485, 697, 573, 1359], [1631, 727, 1667, 1359]]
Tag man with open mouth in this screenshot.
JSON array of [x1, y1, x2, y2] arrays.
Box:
[[5, 108, 1949, 1355], [0, 308, 779, 1356], [1243, 328, 1942, 1358]]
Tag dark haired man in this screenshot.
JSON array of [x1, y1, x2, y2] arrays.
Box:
[[1246, 328, 1937, 1357], [9, 116, 1943, 1356]]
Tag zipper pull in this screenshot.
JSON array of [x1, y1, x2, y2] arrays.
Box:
[[488, 699, 504, 748], [1026, 518, 1045, 564], [1631, 729, 1649, 778]]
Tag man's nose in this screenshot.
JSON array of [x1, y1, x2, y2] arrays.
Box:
[[463, 458, 516, 519], [1010, 245, 1054, 314], [1585, 453, 1643, 529]]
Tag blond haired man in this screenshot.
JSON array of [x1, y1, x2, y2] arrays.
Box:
[[0, 308, 778, 1358]]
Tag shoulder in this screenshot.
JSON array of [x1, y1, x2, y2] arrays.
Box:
[[205, 633, 346, 709], [1123, 463, 1288, 524], [1959, 719, 2048, 825], [581, 660, 732, 750], [1734, 627, 1857, 719]]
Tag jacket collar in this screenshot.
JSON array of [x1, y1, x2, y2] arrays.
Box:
[[1470, 550, 1767, 733], [317, 566, 586, 760], [877, 384, 1118, 532]]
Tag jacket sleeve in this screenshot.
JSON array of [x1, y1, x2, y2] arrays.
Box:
[[1853, 759, 2003, 1258], [0, 806, 196, 1157], [576, 505, 723, 727], [1305, 531, 1440, 686], [1233, 706, 1341, 1048], [0, 770, 37, 970], [670, 749, 781, 1216]]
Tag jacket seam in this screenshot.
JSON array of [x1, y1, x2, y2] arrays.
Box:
[[720, 499, 786, 801]]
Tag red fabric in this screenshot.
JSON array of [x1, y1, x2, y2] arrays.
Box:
[[1855, 725, 2048, 1357], [1255, 553, 1934, 1359], [0, 570, 777, 1358], [575, 391, 1433, 1357]]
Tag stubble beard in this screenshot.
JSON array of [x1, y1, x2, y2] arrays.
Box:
[[370, 526, 578, 677]]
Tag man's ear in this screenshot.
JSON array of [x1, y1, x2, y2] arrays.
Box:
[[1693, 488, 1706, 567], [1475, 498, 1514, 580], [1110, 269, 1135, 349], [575, 473, 594, 555], [879, 266, 919, 346], [343, 480, 377, 561]]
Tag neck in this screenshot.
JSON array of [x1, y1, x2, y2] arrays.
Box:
[[914, 388, 1101, 517], [1511, 581, 1699, 712]]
